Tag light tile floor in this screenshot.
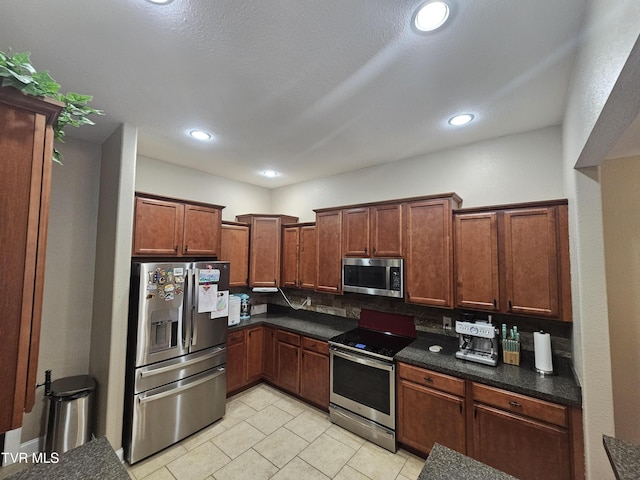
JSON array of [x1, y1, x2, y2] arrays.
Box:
[[127, 384, 425, 480]]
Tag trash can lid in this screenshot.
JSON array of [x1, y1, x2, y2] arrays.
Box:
[[50, 375, 96, 398]]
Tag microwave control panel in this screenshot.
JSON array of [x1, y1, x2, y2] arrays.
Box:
[[390, 267, 401, 291]]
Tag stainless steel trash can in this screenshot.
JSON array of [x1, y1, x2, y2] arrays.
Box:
[[44, 375, 96, 454]]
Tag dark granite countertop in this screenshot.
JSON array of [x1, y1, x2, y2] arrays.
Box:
[[419, 443, 516, 480], [5, 437, 129, 480], [230, 308, 581, 407], [396, 331, 581, 407], [603, 434, 640, 479]]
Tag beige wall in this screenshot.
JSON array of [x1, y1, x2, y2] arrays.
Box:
[[601, 155, 640, 443], [135, 156, 272, 221], [272, 126, 564, 222], [20, 138, 101, 443]]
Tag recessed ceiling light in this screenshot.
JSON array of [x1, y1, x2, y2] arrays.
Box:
[[448, 114, 474, 126], [414, 1, 450, 32], [262, 170, 278, 178], [146, 0, 174, 4], [189, 130, 212, 141]]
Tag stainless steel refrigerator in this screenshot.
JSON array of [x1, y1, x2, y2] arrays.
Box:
[[124, 261, 230, 464]]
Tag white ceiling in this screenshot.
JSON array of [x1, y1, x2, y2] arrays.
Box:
[[0, 0, 593, 188]]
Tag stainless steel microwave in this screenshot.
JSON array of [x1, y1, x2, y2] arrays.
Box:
[[342, 258, 403, 298]]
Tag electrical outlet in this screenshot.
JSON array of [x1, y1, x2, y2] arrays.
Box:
[[443, 316, 452, 330], [306, 296, 311, 306]]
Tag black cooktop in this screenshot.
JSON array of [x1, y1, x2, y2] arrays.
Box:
[[329, 327, 415, 359]]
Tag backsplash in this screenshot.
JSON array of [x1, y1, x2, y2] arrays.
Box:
[[237, 288, 572, 358]]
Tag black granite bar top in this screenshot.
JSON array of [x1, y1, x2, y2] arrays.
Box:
[[419, 443, 517, 480], [396, 331, 582, 407], [229, 307, 581, 407], [5, 436, 129, 480], [603, 434, 640, 480]]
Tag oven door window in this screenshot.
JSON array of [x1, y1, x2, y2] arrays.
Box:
[[332, 355, 390, 415], [343, 265, 387, 290]]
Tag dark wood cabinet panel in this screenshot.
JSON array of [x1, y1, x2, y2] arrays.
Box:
[[299, 225, 316, 290], [454, 212, 500, 311], [315, 210, 343, 293], [263, 326, 276, 382], [246, 327, 264, 382], [300, 339, 329, 409], [0, 87, 63, 433], [183, 204, 221, 256], [281, 226, 300, 288], [277, 339, 301, 394], [398, 379, 466, 456], [226, 331, 246, 395], [343, 208, 370, 256], [220, 222, 249, 287], [133, 197, 184, 256], [371, 204, 403, 257], [404, 199, 454, 307], [473, 404, 571, 480]]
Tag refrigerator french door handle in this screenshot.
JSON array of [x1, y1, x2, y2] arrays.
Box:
[[183, 268, 192, 349], [137, 367, 225, 404], [191, 267, 198, 346]]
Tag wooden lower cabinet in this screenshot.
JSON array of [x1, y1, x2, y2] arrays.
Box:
[[397, 363, 466, 456], [263, 326, 276, 381], [226, 330, 246, 394], [246, 327, 264, 383], [300, 337, 330, 409], [276, 330, 301, 394]]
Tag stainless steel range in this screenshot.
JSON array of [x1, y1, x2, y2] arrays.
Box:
[[328, 309, 415, 452]]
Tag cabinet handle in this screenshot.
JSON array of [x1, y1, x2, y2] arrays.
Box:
[[174, 245, 178, 251], [493, 299, 497, 308], [459, 404, 463, 414], [184, 245, 189, 252], [364, 247, 367, 254], [509, 401, 521, 408], [508, 300, 513, 311], [423, 377, 434, 384], [373, 247, 376, 254]]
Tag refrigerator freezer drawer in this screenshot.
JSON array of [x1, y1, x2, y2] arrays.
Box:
[[127, 366, 226, 464], [134, 345, 226, 394]]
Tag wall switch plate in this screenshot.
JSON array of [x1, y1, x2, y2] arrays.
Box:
[[443, 316, 452, 330]]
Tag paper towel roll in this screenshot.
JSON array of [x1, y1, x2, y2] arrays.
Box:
[[534, 331, 553, 373]]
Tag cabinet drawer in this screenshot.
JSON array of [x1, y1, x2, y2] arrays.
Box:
[[228, 330, 245, 345], [277, 329, 301, 346], [397, 363, 465, 397], [472, 383, 567, 427], [302, 337, 329, 355]]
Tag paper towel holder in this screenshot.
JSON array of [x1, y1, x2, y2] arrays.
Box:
[[533, 330, 556, 376]]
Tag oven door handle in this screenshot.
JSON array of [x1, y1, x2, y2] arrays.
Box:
[[330, 347, 394, 371]]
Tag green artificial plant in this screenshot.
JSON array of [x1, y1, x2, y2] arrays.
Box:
[[0, 50, 103, 164]]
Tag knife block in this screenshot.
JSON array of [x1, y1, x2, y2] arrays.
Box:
[[502, 340, 521, 366]]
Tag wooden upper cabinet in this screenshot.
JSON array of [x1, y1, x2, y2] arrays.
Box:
[[342, 204, 402, 258], [404, 198, 457, 307], [0, 86, 63, 433], [236, 214, 298, 287], [133, 194, 223, 257], [343, 208, 370, 256], [503, 207, 559, 318], [183, 204, 221, 256], [315, 210, 343, 294], [282, 224, 316, 289], [220, 222, 249, 287], [454, 212, 500, 311], [371, 204, 403, 257], [133, 197, 184, 256]]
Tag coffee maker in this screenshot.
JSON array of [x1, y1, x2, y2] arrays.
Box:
[[455, 315, 498, 366]]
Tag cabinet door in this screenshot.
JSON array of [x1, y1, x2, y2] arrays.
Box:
[[299, 225, 316, 290], [220, 223, 249, 287], [246, 327, 264, 382], [226, 331, 246, 394], [183, 204, 221, 256], [316, 210, 343, 293], [277, 341, 300, 394], [503, 207, 559, 317], [250, 217, 281, 287], [397, 380, 465, 456], [404, 199, 454, 307], [454, 212, 499, 311], [473, 404, 571, 480], [133, 197, 184, 256], [371, 204, 403, 257], [281, 226, 300, 288], [300, 339, 329, 409], [263, 326, 276, 382], [343, 208, 370, 256]]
